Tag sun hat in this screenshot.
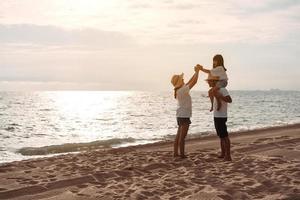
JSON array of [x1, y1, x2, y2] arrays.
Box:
[[171, 73, 184, 88], [205, 73, 219, 81]]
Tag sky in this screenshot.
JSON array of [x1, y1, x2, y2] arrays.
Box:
[[0, 0, 299, 91]]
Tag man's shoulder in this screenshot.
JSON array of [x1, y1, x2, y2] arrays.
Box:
[[220, 88, 229, 96]]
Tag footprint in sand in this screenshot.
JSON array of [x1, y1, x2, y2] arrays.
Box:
[[145, 174, 160, 181], [47, 174, 56, 178], [142, 163, 171, 171], [130, 192, 148, 200], [28, 180, 39, 185], [243, 180, 256, 186], [253, 137, 273, 144], [70, 188, 79, 193], [275, 135, 291, 139], [139, 190, 154, 197], [76, 184, 89, 189]]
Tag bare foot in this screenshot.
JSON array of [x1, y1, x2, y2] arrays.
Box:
[[180, 155, 188, 159], [224, 157, 232, 162], [218, 155, 225, 159], [210, 106, 213, 112]]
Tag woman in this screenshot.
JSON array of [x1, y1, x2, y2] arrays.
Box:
[[171, 66, 200, 158]]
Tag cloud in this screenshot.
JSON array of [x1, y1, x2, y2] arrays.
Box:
[[0, 1, 299, 45], [233, 0, 300, 14], [172, 3, 200, 10], [0, 24, 137, 49], [129, 3, 152, 9], [0, 1, 299, 91], [0, 81, 110, 91]]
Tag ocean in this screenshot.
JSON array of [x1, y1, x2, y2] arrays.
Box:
[[0, 90, 300, 163]]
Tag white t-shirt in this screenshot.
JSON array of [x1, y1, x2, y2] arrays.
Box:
[[176, 84, 192, 118], [211, 66, 228, 80], [213, 88, 229, 118]]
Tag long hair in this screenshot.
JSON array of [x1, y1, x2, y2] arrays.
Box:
[[174, 87, 180, 99], [213, 54, 227, 71]]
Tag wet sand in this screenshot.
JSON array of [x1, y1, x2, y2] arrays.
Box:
[[0, 124, 300, 200]]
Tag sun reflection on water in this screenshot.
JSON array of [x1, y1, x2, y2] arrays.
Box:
[[41, 91, 134, 141]]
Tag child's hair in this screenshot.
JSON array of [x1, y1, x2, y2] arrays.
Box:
[[174, 87, 179, 99], [213, 54, 227, 71]]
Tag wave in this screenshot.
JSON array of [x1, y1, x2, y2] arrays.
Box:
[[95, 118, 114, 121], [39, 108, 53, 112], [4, 127, 16, 132], [8, 123, 21, 126], [17, 137, 136, 156], [13, 122, 300, 158]]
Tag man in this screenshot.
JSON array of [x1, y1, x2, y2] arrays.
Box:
[[206, 74, 232, 161]]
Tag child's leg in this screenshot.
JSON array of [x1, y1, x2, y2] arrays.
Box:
[[173, 126, 181, 157], [179, 124, 189, 158], [208, 88, 214, 112], [211, 86, 222, 111]]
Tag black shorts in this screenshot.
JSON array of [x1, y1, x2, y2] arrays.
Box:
[[177, 117, 191, 126], [214, 117, 228, 138]]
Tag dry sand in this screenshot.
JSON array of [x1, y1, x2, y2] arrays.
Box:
[[0, 124, 300, 200]]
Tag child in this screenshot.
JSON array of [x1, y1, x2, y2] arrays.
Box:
[[197, 54, 228, 111], [171, 66, 200, 158]]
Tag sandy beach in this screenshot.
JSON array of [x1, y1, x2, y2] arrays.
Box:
[[0, 124, 299, 200]]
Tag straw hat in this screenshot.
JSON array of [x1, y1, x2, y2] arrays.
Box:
[[205, 73, 219, 81], [171, 73, 184, 88]]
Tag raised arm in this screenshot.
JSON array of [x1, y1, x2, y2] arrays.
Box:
[[187, 67, 200, 89], [196, 64, 210, 74]]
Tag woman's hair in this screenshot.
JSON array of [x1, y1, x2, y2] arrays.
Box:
[[174, 87, 180, 99], [213, 54, 227, 71]]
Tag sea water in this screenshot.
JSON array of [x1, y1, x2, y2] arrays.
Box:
[[0, 90, 299, 163]]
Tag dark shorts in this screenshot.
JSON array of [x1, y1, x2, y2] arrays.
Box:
[[214, 117, 228, 138], [177, 117, 191, 126]]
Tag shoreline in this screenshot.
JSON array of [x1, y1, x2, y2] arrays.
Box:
[[3, 123, 300, 165], [0, 123, 299, 199]]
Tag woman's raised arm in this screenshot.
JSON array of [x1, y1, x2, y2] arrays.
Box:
[[187, 66, 200, 89]]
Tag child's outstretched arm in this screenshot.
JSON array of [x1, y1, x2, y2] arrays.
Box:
[[196, 64, 210, 74], [187, 67, 200, 89], [197, 64, 220, 80]]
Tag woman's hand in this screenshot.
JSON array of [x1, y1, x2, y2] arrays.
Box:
[[195, 64, 203, 72]]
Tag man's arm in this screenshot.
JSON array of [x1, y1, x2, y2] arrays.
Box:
[[222, 95, 232, 103], [215, 92, 232, 103]]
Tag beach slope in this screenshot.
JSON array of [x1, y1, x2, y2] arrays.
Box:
[[0, 124, 300, 200]]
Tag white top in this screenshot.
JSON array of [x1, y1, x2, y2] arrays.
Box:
[[213, 88, 229, 118], [211, 66, 228, 80], [176, 84, 192, 118]]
